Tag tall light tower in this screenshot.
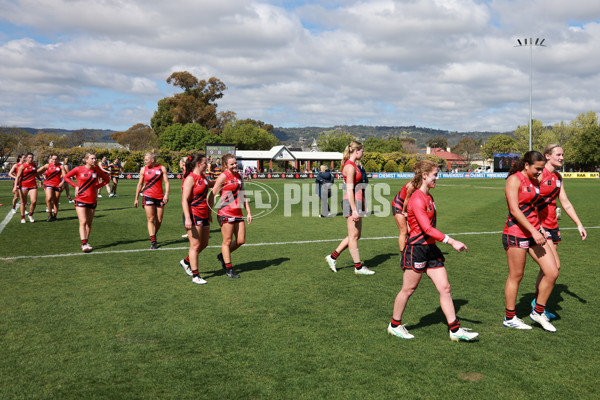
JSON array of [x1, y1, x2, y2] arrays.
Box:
[[515, 37, 546, 151]]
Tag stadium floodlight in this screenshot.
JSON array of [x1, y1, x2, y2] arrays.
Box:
[[515, 37, 547, 151]]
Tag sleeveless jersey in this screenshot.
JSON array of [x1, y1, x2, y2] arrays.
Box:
[[392, 182, 410, 215], [20, 163, 38, 189], [342, 160, 364, 203], [218, 170, 243, 217], [12, 162, 21, 181], [64, 166, 109, 204], [44, 163, 63, 187], [537, 167, 562, 230], [109, 162, 120, 177], [503, 171, 541, 237], [187, 172, 210, 218], [142, 165, 164, 199], [406, 189, 445, 245]]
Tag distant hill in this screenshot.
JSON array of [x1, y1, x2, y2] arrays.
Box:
[[273, 125, 513, 148], [0, 127, 115, 142]]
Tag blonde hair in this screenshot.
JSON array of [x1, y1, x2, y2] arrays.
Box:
[[543, 143, 561, 158], [342, 141, 364, 164], [145, 152, 156, 162], [411, 159, 438, 189], [320, 165, 327, 173]]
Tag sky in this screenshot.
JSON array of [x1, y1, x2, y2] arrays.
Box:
[[1, 0, 599, 133]]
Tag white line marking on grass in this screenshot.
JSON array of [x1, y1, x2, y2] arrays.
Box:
[[0, 210, 16, 235], [0, 226, 598, 261]]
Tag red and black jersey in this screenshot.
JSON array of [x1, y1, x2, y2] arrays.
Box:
[[64, 166, 109, 204], [218, 170, 244, 218], [187, 172, 210, 219], [19, 163, 38, 189], [503, 171, 541, 238], [342, 160, 364, 203], [392, 182, 410, 215], [44, 163, 62, 187], [406, 189, 445, 245], [142, 165, 164, 199], [537, 167, 562, 230]]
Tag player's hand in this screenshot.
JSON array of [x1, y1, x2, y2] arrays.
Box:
[[532, 230, 546, 246], [134, 199, 138, 208], [163, 196, 168, 205], [578, 225, 587, 240], [352, 210, 360, 222], [247, 214, 252, 225], [184, 218, 192, 230], [450, 239, 468, 253]]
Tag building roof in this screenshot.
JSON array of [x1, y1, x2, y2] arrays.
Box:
[[236, 145, 342, 161], [418, 147, 468, 164]]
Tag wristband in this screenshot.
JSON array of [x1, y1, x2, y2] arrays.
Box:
[[443, 235, 450, 244]]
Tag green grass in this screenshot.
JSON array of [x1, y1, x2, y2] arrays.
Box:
[[1, 178, 599, 399]]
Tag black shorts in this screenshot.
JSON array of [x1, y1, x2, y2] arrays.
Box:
[[182, 213, 210, 227], [543, 227, 561, 244], [502, 233, 537, 250], [401, 244, 445, 271], [143, 196, 164, 208], [75, 201, 97, 209], [44, 185, 61, 192], [217, 214, 244, 227]]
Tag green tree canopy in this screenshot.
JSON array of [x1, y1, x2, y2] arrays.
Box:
[[159, 123, 220, 151], [427, 136, 448, 149], [364, 137, 406, 153], [221, 120, 279, 150], [481, 134, 519, 159], [316, 131, 356, 153]]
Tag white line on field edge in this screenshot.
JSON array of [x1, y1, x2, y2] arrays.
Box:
[[0, 226, 598, 261]]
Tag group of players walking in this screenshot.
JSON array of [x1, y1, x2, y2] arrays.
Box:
[[325, 140, 586, 342], [9, 142, 586, 341]]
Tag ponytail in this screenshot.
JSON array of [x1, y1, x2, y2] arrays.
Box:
[[507, 151, 544, 177], [342, 140, 363, 165], [411, 159, 438, 189], [184, 153, 206, 178]]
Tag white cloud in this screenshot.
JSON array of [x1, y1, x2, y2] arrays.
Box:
[[0, 0, 599, 133]]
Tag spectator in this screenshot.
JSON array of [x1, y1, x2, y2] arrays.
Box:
[[316, 165, 334, 217]]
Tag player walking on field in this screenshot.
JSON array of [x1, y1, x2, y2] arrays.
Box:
[[502, 151, 559, 332], [392, 181, 415, 252], [108, 157, 122, 197], [98, 156, 112, 197], [37, 154, 64, 221], [13, 152, 40, 223], [325, 141, 375, 275], [134, 153, 170, 250], [531, 144, 587, 319], [8, 154, 24, 214], [212, 154, 251, 279], [180, 153, 215, 284], [63, 153, 110, 252], [61, 157, 74, 203], [387, 160, 478, 341]]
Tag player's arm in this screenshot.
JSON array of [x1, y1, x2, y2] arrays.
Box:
[[211, 173, 227, 197], [134, 167, 145, 208], [412, 194, 467, 252], [557, 181, 586, 240], [343, 163, 359, 221], [242, 182, 252, 225], [63, 167, 78, 188], [402, 182, 415, 215], [13, 165, 24, 193], [505, 175, 545, 245], [161, 166, 170, 204], [8, 163, 18, 179], [181, 176, 194, 230]]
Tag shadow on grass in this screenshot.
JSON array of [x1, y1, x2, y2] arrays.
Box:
[[202, 257, 290, 278], [517, 284, 587, 321], [93, 237, 150, 250], [336, 252, 396, 271], [406, 299, 482, 330], [98, 207, 134, 212]]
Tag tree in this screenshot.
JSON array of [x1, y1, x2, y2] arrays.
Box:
[[383, 159, 398, 172], [150, 98, 174, 137], [159, 123, 221, 151], [164, 72, 227, 132], [451, 138, 481, 163], [427, 136, 447, 149], [364, 137, 405, 153], [62, 129, 102, 148], [481, 134, 519, 159], [316, 131, 356, 153], [568, 125, 600, 168], [0, 132, 19, 169], [221, 120, 279, 150], [110, 123, 159, 151], [364, 159, 380, 172], [513, 119, 557, 153]]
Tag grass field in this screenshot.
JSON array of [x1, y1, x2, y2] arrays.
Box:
[[1, 178, 599, 399]]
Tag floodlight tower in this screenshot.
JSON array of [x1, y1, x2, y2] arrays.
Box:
[[515, 37, 546, 151]]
